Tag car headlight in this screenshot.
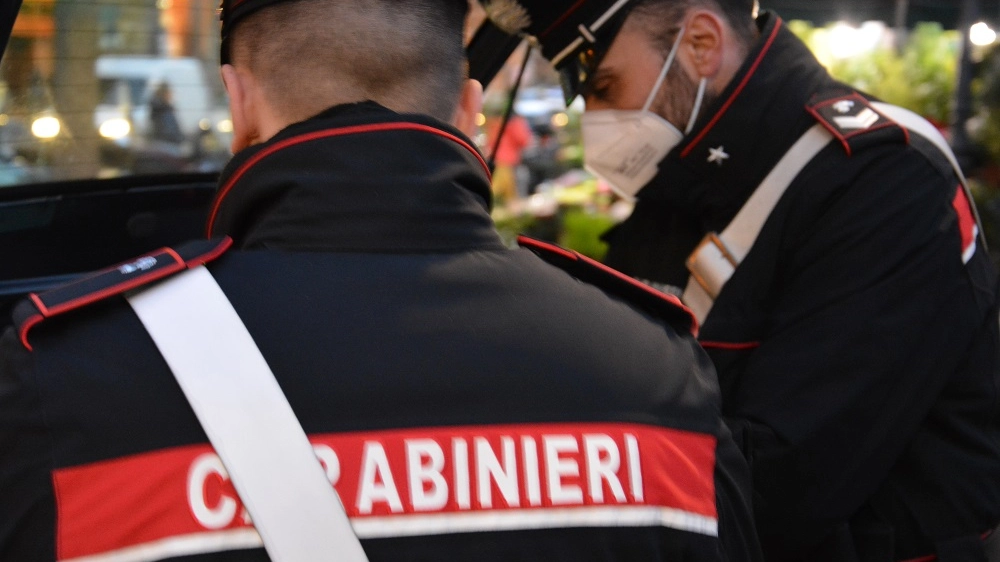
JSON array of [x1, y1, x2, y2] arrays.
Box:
[[99, 118, 131, 140], [31, 116, 61, 139]]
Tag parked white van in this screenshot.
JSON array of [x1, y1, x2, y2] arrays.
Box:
[[94, 56, 231, 149]]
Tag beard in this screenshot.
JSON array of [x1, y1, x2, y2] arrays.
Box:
[[654, 64, 715, 134]]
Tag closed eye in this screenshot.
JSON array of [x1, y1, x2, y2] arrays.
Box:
[[583, 76, 613, 106]]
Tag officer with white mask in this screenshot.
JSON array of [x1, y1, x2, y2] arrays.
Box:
[[471, 1, 1000, 561], [581, 24, 708, 200]]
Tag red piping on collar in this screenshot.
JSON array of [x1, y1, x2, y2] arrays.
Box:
[[540, 0, 588, 39], [680, 17, 783, 159], [206, 122, 491, 237]]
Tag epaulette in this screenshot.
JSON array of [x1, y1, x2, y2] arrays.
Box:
[[805, 90, 909, 156], [517, 236, 698, 337], [15, 237, 233, 351]]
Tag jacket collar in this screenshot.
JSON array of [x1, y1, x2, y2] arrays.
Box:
[[208, 102, 503, 252], [638, 12, 836, 232]]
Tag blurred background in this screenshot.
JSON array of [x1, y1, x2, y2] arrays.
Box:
[[4, 1, 1000, 264]]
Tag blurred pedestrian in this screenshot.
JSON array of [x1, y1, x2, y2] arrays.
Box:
[[148, 82, 184, 144], [486, 107, 533, 203], [523, 123, 563, 194]]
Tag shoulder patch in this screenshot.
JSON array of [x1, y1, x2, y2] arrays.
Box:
[[806, 91, 909, 156], [15, 237, 232, 351], [517, 235, 699, 336]]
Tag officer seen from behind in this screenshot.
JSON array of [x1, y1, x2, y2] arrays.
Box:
[[0, 0, 761, 560], [470, 0, 1000, 560]]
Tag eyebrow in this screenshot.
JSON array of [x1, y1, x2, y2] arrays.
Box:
[[591, 66, 614, 82], [583, 66, 616, 97]]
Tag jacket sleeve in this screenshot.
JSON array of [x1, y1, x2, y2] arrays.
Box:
[[0, 326, 55, 560], [716, 143, 996, 554]]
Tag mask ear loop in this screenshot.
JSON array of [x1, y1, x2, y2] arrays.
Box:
[[685, 77, 708, 134], [641, 25, 685, 113]]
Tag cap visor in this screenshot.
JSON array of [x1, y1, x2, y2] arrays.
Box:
[[467, 20, 524, 86]]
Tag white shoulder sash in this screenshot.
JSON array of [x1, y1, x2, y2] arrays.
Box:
[[127, 266, 370, 562], [682, 102, 982, 324]]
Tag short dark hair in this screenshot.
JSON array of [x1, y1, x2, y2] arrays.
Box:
[[229, 0, 468, 123], [629, 0, 758, 52]]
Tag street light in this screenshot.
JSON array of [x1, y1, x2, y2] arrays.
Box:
[[99, 118, 131, 141], [828, 21, 886, 60], [31, 116, 61, 140], [970, 22, 997, 46]]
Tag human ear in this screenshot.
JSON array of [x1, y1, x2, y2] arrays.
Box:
[[452, 79, 484, 138], [221, 64, 260, 153], [683, 10, 725, 79]]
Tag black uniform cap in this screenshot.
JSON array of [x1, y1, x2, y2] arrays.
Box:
[[469, 0, 639, 103], [218, 0, 276, 65], [219, 0, 468, 65]]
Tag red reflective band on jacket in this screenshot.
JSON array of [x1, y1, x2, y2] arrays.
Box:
[[952, 186, 978, 264], [53, 423, 718, 562]]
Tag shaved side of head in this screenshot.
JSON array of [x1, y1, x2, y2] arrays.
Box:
[[229, 0, 468, 123]]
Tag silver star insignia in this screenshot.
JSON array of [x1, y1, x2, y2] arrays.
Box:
[[707, 146, 730, 166]]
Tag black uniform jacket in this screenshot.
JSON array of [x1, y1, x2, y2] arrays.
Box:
[[603, 12, 1000, 562], [0, 103, 761, 561]]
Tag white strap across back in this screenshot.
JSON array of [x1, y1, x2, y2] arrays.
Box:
[[127, 265, 370, 562]]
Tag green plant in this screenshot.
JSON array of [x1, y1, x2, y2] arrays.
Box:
[[790, 21, 959, 124], [558, 208, 617, 261], [492, 210, 537, 248]]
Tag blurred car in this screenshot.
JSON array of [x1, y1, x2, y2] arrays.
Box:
[[0, 1, 229, 320], [514, 85, 584, 132], [94, 55, 233, 174], [0, 0, 570, 320], [0, 108, 60, 182]]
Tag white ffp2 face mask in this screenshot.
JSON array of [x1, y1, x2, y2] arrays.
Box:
[[581, 27, 707, 201], [581, 110, 685, 202]]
